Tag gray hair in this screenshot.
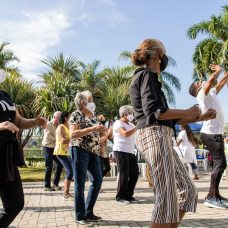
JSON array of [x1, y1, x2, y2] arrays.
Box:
[[119, 105, 133, 117], [74, 90, 92, 110]]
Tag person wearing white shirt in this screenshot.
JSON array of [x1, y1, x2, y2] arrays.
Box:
[[189, 64, 228, 209], [177, 125, 199, 180], [113, 105, 139, 203]]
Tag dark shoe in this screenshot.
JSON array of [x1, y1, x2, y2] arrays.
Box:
[[86, 214, 102, 221], [204, 197, 228, 209], [116, 198, 130, 204], [52, 185, 62, 191], [129, 197, 139, 203], [44, 187, 55, 191], [75, 220, 88, 225]]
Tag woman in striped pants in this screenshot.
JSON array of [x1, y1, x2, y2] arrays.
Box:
[[130, 38, 216, 228]]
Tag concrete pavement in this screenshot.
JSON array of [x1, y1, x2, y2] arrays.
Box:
[[4, 170, 228, 228]]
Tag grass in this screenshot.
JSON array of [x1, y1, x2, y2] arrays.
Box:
[[19, 167, 46, 182], [19, 167, 66, 182]]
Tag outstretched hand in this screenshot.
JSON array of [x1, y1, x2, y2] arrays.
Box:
[[209, 64, 222, 73], [200, 108, 216, 121], [34, 116, 47, 129]]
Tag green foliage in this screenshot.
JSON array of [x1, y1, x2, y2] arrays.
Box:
[[119, 51, 181, 106], [187, 5, 228, 78], [0, 72, 37, 147], [0, 42, 19, 73]]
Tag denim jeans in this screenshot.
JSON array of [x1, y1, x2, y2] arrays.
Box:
[[0, 167, 24, 228], [70, 146, 103, 221], [43, 146, 63, 187], [57, 155, 73, 180]]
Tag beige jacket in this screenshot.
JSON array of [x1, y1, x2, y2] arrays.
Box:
[[42, 121, 57, 148]]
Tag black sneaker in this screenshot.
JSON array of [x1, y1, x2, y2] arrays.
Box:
[[44, 187, 55, 191], [129, 197, 139, 203], [116, 199, 130, 204], [75, 220, 88, 225], [86, 214, 102, 221]]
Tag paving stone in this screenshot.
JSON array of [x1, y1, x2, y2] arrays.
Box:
[[0, 170, 227, 227]]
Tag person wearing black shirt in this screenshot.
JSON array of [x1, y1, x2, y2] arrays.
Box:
[[130, 39, 216, 228], [0, 70, 47, 228]]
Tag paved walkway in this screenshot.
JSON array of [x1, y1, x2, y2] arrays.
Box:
[[5, 171, 228, 228]]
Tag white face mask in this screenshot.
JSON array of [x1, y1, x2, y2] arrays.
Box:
[[0, 69, 6, 83], [86, 102, 96, 113], [126, 114, 134, 122]]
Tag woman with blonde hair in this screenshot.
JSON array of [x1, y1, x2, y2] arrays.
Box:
[[130, 38, 216, 228]]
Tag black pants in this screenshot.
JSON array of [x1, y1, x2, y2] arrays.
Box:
[[200, 133, 227, 198], [114, 151, 139, 201], [100, 157, 111, 177], [0, 167, 24, 228], [43, 146, 63, 187]]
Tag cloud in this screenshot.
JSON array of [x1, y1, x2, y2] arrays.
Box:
[[0, 8, 71, 81]]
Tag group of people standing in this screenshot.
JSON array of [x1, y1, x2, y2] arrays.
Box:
[[0, 37, 227, 228], [42, 91, 140, 225]]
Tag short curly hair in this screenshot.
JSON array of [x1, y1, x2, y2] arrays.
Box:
[[119, 105, 133, 117], [74, 90, 92, 110]]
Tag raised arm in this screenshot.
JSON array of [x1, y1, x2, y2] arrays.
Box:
[[203, 64, 222, 96], [215, 72, 228, 94]]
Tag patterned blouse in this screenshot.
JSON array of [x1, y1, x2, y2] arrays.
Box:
[[69, 110, 100, 155]]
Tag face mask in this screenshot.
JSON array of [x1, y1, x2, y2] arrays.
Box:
[[0, 69, 6, 83], [86, 102, 96, 113], [126, 114, 134, 122], [160, 55, 168, 71]]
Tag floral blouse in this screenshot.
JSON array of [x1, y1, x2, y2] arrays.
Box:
[[69, 110, 100, 155]]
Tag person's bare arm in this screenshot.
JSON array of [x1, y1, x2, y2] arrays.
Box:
[[14, 110, 47, 129], [176, 108, 216, 125], [56, 125, 70, 144], [158, 105, 201, 121], [70, 124, 106, 139], [100, 128, 112, 143], [215, 72, 228, 94], [176, 139, 182, 147], [117, 127, 136, 137], [203, 64, 222, 96]]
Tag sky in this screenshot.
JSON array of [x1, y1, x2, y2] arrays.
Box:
[[0, 0, 227, 121]]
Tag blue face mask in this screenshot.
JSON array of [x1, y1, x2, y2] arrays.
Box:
[[160, 55, 168, 71]]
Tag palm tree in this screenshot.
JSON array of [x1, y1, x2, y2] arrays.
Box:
[[0, 72, 37, 148], [0, 42, 20, 74], [42, 53, 81, 81], [96, 66, 134, 119], [35, 71, 78, 118], [78, 60, 103, 94], [119, 51, 181, 105], [187, 5, 228, 80]]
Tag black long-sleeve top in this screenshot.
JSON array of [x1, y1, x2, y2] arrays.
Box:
[[130, 67, 174, 130]]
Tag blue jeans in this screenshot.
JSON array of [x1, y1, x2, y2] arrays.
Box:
[[43, 146, 63, 187], [57, 156, 73, 180], [70, 146, 103, 221]]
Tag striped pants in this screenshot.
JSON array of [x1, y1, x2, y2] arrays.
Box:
[[137, 125, 198, 224]]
